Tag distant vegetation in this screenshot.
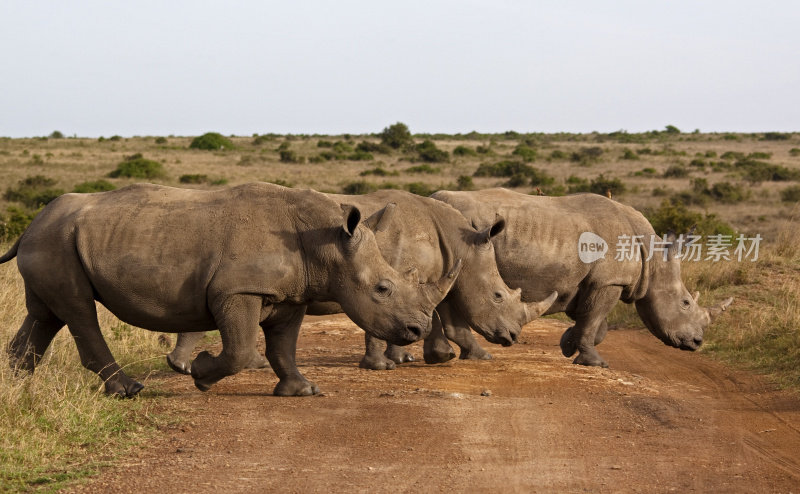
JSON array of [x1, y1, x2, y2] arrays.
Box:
[[189, 132, 235, 151], [109, 154, 166, 179]]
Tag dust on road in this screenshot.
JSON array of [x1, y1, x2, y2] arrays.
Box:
[[67, 315, 800, 493]]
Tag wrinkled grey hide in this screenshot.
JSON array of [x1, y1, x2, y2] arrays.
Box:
[[429, 188, 733, 367], [168, 189, 556, 372], [1, 183, 459, 397]]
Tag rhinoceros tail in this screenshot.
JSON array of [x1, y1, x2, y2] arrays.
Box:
[[0, 236, 21, 264]]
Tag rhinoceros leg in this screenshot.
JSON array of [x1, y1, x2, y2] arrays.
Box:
[[439, 306, 492, 360], [191, 295, 261, 392], [7, 313, 65, 372], [359, 334, 396, 370], [169, 331, 269, 375], [422, 311, 457, 364], [167, 331, 206, 374], [594, 320, 609, 346], [261, 305, 319, 396], [384, 343, 414, 365], [561, 287, 622, 368], [18, 255, 144, 397]]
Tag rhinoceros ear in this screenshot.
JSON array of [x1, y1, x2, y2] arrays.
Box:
[[476, 216, 506, 244], [363, 202, 397, 233], [340, 204, 362, 238], [663, 230, 681, 261]]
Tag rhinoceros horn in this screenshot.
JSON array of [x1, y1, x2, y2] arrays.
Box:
[[425, 259, 463, 305], [523, 291, 559, 323], [706, 296, 734, 322]]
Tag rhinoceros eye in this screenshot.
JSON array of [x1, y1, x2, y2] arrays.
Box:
[[681, 299, 691, 309], [374, 280, 394, 298]]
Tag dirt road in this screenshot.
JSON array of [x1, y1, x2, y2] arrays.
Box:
[[67, 315, 800, 493]]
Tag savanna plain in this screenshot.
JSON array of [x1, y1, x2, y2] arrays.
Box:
[[1, 126, 800, 492]]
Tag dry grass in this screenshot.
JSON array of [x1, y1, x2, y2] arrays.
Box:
[[0, 255, 170, 492], [1, 130, 799, 489]]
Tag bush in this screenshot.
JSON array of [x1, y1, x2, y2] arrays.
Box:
[[73, 180, 116, 193], [356, 140, 392, 154], [721, 151, 745, 161], [566, 175, 590, 193], [317, 140, 334, 148], [781, 185, 800, 203], [512, 144, 537, 162], [405, 182, 435, 196], [474, 160, 534, 178], [689, 158, 706, 168], [548, 150, 568, 160], [664, 125, 681, 134], [589, 174, 626, 196], [109, 154, 166, 179], [529, 168, 555, 187], [663, 165, 689, 178], [0, 206, 36, 241], [359, 167, 398, 177], [709, 181, 749, 203], [332, 141, 354, 154], [453, 145, 477, 157], [179, 174, 210, 184], [621, 149, 639, 160], [252, 134, 275, 146], [279, 150, 304, 164], [342, 181, 378, 195], [415, 140, 449, 163], [379, 122, 413, 149], [505, 174, 528, 187], [347, 150, 374, 161], [644, 200, 734, 237], [189, 132, 235, 150], [406, 164, 440, 174], [49, 130, 64, 139], [748, 151, 772, 160], [154, 136, 168, 144], [735, 159, 800, 183], [790, 148, 800, 157], [570, 147, 603, 166], [4, 175, 64, 209], [456, 175, 474, 190], [762, 132, 790, 141]]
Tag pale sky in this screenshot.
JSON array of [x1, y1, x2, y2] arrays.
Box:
[[1, 1, 798, 137]]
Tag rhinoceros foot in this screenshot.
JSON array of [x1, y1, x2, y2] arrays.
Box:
[[273, 378, 320, 397], [423, 344, 456, 364], [459, 346, 492, 360], [359, 354, 396, 370], [384, 345, 414, 364], [166, 353, 192, 375], [559, 327, 578, 358], [572, 349, 609, 368], [191, 351, 219, 392], [105, 378, 144, 398]]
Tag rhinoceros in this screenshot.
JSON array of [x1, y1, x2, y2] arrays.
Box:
[[426, 188, 733, 367], [167, 189, 557, 372], [1, 183, 461, 397]]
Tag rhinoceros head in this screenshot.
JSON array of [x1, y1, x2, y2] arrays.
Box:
[[332, 204, 462, 346], [634, 232, 733, 351], [447, 217, 557, 346]]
